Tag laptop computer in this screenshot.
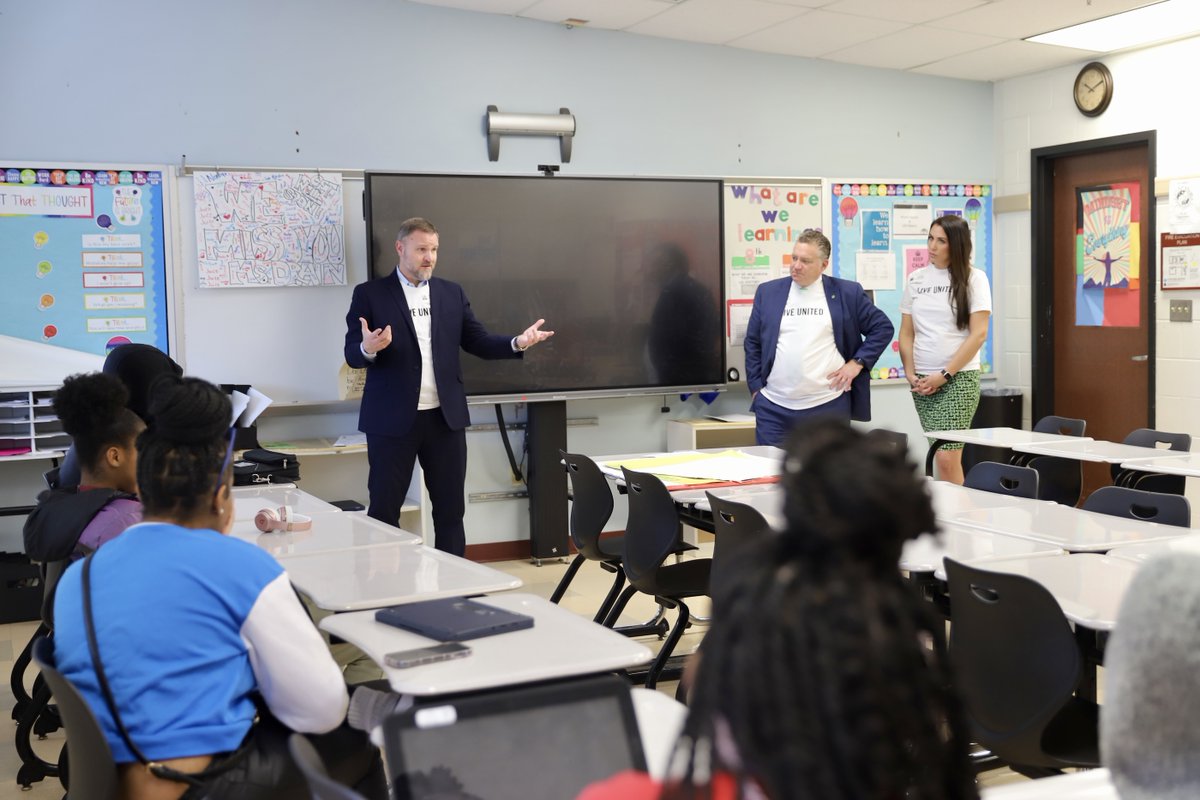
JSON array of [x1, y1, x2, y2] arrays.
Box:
[[382, 673, 647, 800], [375, 597, 534, 642]]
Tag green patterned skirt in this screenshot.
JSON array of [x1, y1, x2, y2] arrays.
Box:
[[912, 370, 981, 450]]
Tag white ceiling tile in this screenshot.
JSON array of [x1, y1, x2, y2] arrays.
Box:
[[731, 8, 909, 57], [911, 39, 1101, 81], [409, 0, 533, 14], [626, 0, 808, 45], [759, 0, 840, 7], [930, 0, 1161, 40], [518, 0, 670, 29], [823, 0, 988, 25], [823, 24, 1004, 70]]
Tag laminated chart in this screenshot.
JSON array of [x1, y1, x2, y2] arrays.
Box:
[[194, 171, 345, 288]]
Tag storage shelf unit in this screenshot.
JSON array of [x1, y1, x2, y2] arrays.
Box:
[[0, 387, 69, 459]]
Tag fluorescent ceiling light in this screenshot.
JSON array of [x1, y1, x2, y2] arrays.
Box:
[[1026, 0, 1200, 52]]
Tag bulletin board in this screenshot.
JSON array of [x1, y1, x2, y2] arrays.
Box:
[[722, 178, 823, 382], [828, 180, 994, 381], [0, 162, 175, 387]]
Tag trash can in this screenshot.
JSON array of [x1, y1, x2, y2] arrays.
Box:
[[962, 387, 1023, 474]]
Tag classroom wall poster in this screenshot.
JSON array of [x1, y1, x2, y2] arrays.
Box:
[[193, 171, 346, 288], [0, 164, 171, 384], [1074, 182, 1139, 327], [721, 180, 823, 363], [829, 181, 994, 381]]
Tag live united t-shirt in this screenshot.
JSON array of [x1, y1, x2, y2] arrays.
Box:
[[761, 281, 844, 410], [899, 266, 992, 372]]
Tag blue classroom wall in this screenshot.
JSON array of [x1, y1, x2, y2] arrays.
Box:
[[0, 0, 994, 545]]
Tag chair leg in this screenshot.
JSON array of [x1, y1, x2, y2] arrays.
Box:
[[592, 568, 626, 623], [613, 605, 670, 639], [646, 600, 690, 691], [549, 554, 586, 604], [602, 586, 638, 628], [10, 623, 47, 720], [14, 680, 58, 787]]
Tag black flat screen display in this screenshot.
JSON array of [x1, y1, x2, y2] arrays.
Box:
[[364, 173, 725, 401]]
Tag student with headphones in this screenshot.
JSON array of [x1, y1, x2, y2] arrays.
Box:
[[52, 375, 385, 800]]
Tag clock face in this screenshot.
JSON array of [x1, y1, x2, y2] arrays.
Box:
[[1074, 62, 1112, 116]]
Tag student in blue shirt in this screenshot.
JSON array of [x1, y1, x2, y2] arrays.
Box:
[[53, 375, 385, 800]]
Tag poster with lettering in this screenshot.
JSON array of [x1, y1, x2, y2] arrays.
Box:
[[193, 171, 345, 288], [722, 179, 823, 376], [829, 181, 993, 381], [1075, 182, 1139, 326], [0, 164, 172, 386]]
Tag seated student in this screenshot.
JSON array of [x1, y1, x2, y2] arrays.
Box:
[[25, 372, 144, 561], [57, 342, 182, 488], [52, 375, 385, 800], [580, 420, 978, 800], [1102, 552, 1200, 800]]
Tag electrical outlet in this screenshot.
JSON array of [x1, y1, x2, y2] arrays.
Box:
[[1170, 299, 1193, 322]]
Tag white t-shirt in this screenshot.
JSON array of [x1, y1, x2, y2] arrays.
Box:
[[761, 281, 845, 410], [899, 266, 991, 372], [400, 275, 440, 409]]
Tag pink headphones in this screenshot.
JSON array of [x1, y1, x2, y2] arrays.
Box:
[[254, 505, 313, 533]]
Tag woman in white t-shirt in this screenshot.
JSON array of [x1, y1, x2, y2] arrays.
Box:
[[899, 215, 991, 484]]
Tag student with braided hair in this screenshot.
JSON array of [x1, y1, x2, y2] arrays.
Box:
[[52, 375, 385, 800], [581, 420, 978, 800]]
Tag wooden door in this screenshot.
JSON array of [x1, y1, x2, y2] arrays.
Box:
[[1036, 137, 1154, 499]]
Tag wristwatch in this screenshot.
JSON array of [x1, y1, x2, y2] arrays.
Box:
[[852, 357, 866, 367], [940, 369, 954, 381]]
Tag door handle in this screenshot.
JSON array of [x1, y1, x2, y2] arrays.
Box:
[[1131, 355, 1149, 362]]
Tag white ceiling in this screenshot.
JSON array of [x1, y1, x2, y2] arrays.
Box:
[[405, 0, 1172, 81]]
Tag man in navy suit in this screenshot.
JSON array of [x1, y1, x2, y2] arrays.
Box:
[[344, 218, 553, 555], [744, 228, 892, 446]]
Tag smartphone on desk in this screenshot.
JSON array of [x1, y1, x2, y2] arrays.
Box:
[[384, 642, 472, 669]]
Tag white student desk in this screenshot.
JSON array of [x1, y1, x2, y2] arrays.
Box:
[[1105, 531, 1200, 564], [933, 552, 1138, 631], [922, 427, 1091, 476], [1012, 437, 1192, 465], [229, 512, 421, 559], [899, 523, 1062, 574], [321, 593, 653, 696], [946, 501, 1190, 553], [283, 543, 521, 612], [981, 769, 1116, 799], [1118, 452, 1200, 477], [230, 484, 342, 522]]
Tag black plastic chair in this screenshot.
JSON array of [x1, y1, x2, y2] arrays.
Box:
[[1081, 485, 1191, 527], [1113, 428, 1192, 495], [1017, 415, 1087, 506], [706, 493, 770, 603], [867, 428, 908, 455], [549, 452, 623, 622], [944, 559, 1100, 776], [290, 733, 368, 800], [963, 461, 1039, 500], [30, 636, 118, 800], [603, 468, 712, 689]]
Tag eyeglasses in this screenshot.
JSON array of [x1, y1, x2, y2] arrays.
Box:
[[215, 427, 236, 496]]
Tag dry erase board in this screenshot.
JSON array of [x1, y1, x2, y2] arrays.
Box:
[[828, 180, 994, 381], [0, 162, 175, 387]]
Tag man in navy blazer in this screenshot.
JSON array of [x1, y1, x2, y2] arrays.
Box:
[[345, 218, 553, 555], [744, 229, 892, 446]]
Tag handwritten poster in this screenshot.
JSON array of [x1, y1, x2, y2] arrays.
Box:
[[194, 171, 345, 288]]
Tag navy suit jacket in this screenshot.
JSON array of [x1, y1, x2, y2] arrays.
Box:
[[344, 273, 520, 436], [744, 274, 893, 421]]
